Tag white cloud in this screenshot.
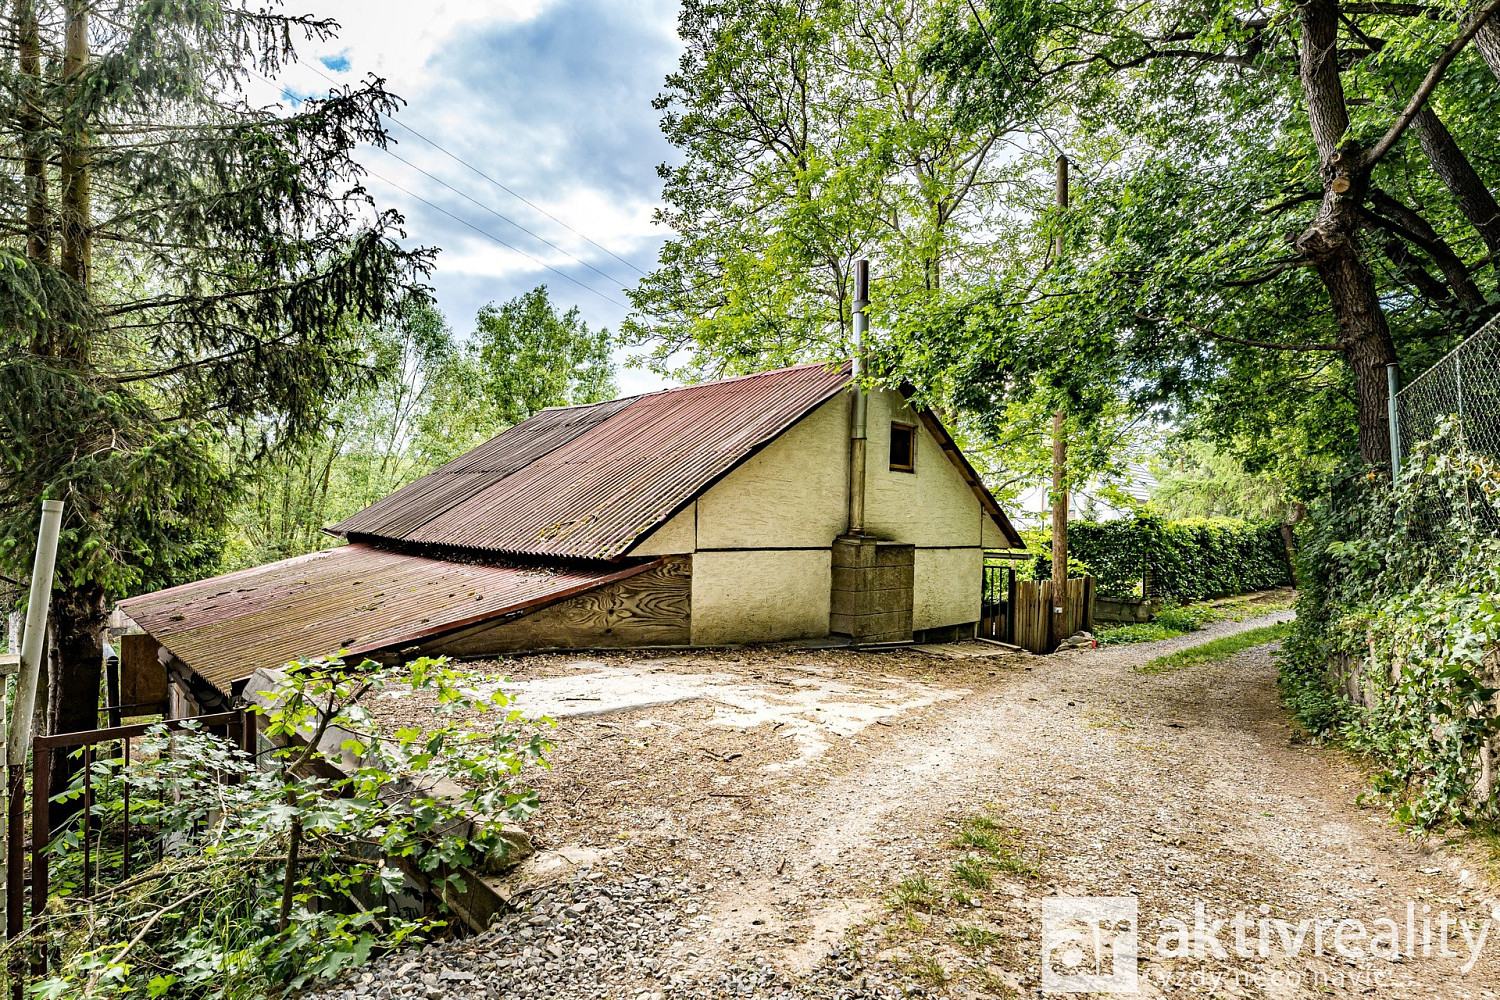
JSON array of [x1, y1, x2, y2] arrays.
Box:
[[260, 0, 682, 394]]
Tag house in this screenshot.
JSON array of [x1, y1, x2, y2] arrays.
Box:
[[119, 361, 1026, 714]]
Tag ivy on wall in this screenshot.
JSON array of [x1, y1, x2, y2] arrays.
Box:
[[1280, 425, 1500, 830], [1029, 514, 1292, 601]]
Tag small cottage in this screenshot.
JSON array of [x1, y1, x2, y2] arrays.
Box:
[[119, 361, 1025, 713]]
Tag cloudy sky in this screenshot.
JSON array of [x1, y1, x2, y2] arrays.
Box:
[[270, 0, 682, 395]]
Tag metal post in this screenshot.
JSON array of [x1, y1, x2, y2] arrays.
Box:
[[1386, 363, 1402, 481], [6, 499, 63, 972], [848, 259, 869, 536]]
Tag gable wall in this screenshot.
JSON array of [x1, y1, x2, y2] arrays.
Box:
[[629, 386, 996, 640]]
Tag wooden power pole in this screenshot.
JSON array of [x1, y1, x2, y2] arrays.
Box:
[[1050, 155, 1070, 651]]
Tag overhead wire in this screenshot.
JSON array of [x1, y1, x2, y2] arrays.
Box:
[[248, 64, 641, 310], [297, 59, 650, 279]]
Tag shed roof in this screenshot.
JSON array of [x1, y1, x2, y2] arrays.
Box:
[[117, 543, 656, 696], [331, 361, 1024, 556]]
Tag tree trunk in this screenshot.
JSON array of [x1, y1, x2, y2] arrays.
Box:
[[59, 0, 91, 295], [15, 0, 48, 269], [1470, 15, 1500, 79], [1411, 105, 1500, 269], [46, 583, 108, 815], [1297, 0, 1398, 469]]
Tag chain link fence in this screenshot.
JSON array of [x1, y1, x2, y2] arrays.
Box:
[[1394, 313, 1500, 531]]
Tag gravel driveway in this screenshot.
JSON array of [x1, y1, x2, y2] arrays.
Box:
[[313, 612, 1500, 999]]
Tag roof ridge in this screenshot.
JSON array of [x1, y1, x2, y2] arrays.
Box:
[[535, 359, 848, 414]]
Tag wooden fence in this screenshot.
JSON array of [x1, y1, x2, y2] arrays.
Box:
[[1011, 577, 1095, 654]]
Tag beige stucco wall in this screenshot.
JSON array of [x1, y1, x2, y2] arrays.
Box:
[[630, 502, 697, 556], [692, 392, 850, 550], [914, 548, 983, 631], [862, 390, 984, 549], [629, 385, 1006, 638], [690, 549, 832, 645]]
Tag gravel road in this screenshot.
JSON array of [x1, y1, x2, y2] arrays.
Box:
[[311, 612, 1500, 999]]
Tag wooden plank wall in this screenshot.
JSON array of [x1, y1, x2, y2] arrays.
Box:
[[414, 557, 691, 657], [1011, 577, 1096, 654]]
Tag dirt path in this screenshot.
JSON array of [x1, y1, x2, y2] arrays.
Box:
[[673, 612, 1500, 998], [338, 612, 1500, 999]]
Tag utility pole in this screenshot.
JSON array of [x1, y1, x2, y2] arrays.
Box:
[[1051, 155, 1070, 652]]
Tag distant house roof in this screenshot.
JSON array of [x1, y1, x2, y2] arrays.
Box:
[[118, 544, 656, 696]]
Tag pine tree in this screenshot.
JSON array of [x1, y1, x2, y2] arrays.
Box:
[[0, 0, 432, 802]]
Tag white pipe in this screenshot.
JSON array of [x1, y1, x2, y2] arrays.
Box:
[[8, 500, 64, 766]]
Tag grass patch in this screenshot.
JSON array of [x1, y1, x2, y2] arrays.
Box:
[[905, 956, 947, 985], [972, 968, 1017, 997], [994, 845, 1040, 877], [1137, 622, 1290, 674], [951, 924, 1002, 950], [1096, 592, 1294, 647], [894, 875, 938, 910], [951, 856, 992, 889], [954, 826, 1002, 853]]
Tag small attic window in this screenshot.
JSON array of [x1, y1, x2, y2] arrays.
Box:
[[889, 422, 916, 473]]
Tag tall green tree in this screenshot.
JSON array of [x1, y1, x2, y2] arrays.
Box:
[[0, 1, 431, 795], [921, 0, 1500, 470], [229, 303, 454, 568], [625, 0, 1047, 379], [417, 285, 616, 466]]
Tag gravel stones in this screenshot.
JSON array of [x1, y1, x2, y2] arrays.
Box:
[[302, 871, 914, 1000]]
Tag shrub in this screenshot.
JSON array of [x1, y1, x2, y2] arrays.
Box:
[[28, 656, 549, 999], [1031, 514, 1291, 601], [1279, 424, 1500, 830]]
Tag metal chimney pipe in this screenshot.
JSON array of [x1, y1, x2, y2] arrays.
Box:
[[848, 260, 869, 535]]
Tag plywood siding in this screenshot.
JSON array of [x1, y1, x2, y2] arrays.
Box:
[[414, 558, 691, 657], [692, 393, 849, 550], [691, 549, 831, 645], [913, 548, 982, 631], [862, 390, 983, 549]]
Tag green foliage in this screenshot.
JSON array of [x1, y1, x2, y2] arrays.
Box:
[[419, 286, 616, 467], [0, 2, 433, 600], [27, 655, 548, 998], [1280, 425, 1500, 829], [1149, 438, 1294, 521], [1032, 513, 1291, 601], [950, 856, 992, 889], [626, 0, 1043, 382], [1139, 622, 1290, 674], [222, 286, 614, 569]]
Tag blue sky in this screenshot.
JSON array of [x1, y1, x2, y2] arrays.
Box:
[[270, 1, 681, 395]]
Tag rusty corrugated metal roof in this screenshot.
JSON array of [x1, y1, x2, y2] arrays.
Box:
[[118, 544, 655, 696], [333, 361, 855, 560], [333, 395, 635, 539]]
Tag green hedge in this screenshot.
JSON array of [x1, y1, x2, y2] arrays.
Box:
[[1030, 514, 1291, 602]]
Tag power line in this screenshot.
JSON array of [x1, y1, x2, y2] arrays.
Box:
[[300, 60, 650, 279], [377, 144, 635, 290], [365, 165, 633, 311]]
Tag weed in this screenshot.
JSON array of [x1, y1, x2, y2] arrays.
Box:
[[994, 846, 1040, 878], [951, 924, 1002, 950], [894, 876, 937, 910], [954, 826, 1002, 853], [972, 967, 1017, 997], [951, 856, 992, 889], [906, 956, 947, 985]]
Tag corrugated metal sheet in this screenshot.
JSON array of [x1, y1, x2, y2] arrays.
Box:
[[335, 361, 854, 560], [118, 544, 655, 696], [333, 395, 635, 539]]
